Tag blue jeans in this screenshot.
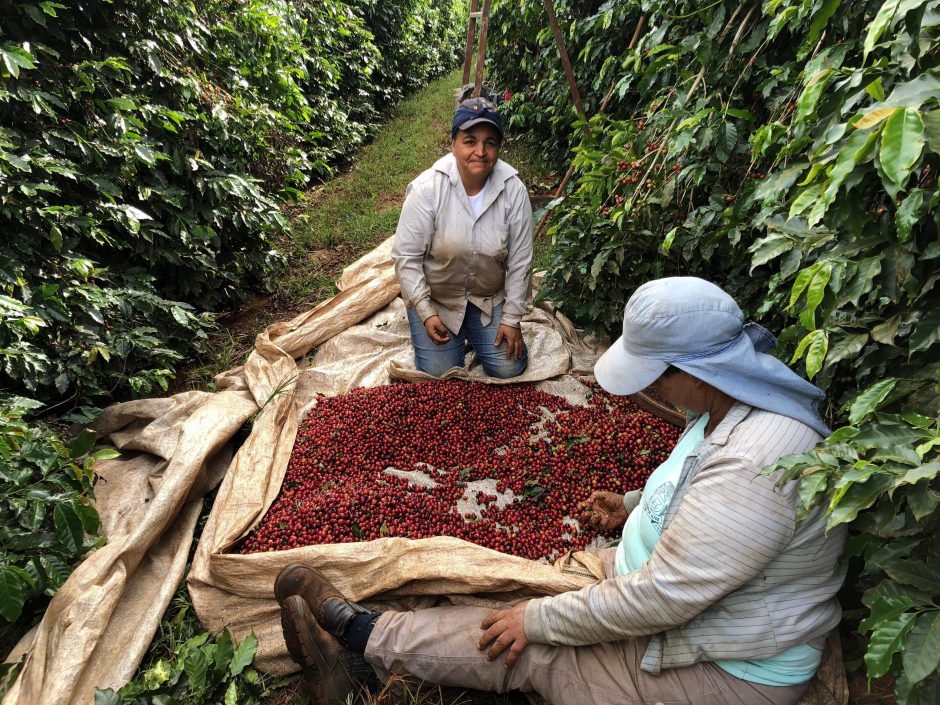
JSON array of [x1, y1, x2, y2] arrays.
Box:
[[406, 302, 528, 378]]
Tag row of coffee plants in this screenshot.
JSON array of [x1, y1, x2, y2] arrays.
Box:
[[488, 0, 939, 700], [0, 0, 463, 406], [241, 381, 680, 560], [0, 0, 464, 672]]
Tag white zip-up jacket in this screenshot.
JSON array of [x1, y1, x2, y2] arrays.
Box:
[[392, 153, 533, 332]]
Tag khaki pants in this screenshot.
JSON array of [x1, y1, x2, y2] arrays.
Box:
[[364, 551, 810, 705]]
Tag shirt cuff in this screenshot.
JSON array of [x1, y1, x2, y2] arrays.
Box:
[[523, 598, 550, 644], [499, 314, 521, 328], [623, 489, 642, 514], [414, 298, 437, 323]]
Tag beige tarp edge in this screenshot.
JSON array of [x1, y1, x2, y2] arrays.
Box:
[[2, 237, 847, 705]]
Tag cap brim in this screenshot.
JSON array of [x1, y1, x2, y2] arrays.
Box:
[[593, 335, 667, 395], [457, 116, 503, 136]]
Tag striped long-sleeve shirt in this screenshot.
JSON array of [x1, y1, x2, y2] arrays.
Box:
[[524, 403, 847, 674]]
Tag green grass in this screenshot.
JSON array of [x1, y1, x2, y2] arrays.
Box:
[[281, 69, 460, 302]]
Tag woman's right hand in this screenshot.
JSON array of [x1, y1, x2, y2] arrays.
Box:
[[576, 491, 628, 530], [424, 315, 451, 345]]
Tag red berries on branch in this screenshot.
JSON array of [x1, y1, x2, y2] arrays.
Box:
[[239, 381, 680, 561]]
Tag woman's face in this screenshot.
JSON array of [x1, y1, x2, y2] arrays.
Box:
[[650, 369, 704, 413], [452, 124, 500, 186]]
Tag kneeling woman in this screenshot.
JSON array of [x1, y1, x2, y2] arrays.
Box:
[[391, 97, 532, 378]]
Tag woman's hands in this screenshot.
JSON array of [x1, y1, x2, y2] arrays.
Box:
[[494, 323, 524, 360], [576, 490, 628, 530], [478, 600, 529, 668], [423, 315, 451, 344]]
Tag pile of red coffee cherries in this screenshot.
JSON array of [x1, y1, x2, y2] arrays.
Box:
[[239, 381, 681, 560]]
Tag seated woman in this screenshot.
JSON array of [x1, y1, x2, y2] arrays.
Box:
[[275, 277, 847, 705], [391, 97, 532, 378]]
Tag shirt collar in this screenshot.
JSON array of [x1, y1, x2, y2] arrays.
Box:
[[433, 153, 518, 190], [682, 403, 752, 460]]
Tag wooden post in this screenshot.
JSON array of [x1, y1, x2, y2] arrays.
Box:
[[473, 0, 491, 98], [462, 0, 479, 87], [533, 14, 648, 240], [542, 0, 585, 118]]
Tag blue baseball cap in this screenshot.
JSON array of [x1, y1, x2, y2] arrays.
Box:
[[452, 97, 504, 141], [594, 277, 830, 436]]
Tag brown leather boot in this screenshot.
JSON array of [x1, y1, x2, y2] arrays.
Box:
[[280, 594, 375, 705], [275, 564, 367, 637]]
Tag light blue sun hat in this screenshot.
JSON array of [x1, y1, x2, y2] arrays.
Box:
[[594, 277, 829, 436]]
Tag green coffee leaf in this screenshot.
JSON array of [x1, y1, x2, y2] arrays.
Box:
[[106, 97, 137, 111], [864, 611, 916, 679], [893, 463, 940, 491], [923, 109, 940, 154], [903, 610, 940, 684], [864, 0, 903, 59], [183, 646, 209, 692], [53, 502, 85, 554], [229, 632, 257, 676], [0, 568, 25, 622], [788, 185, 824, 220], [848, 379, 899, 424], [0, 45, 37, 78], [93, 689, 121, 705], [798, 470, 828, 514], [804, 0, 842, 56], [825, 333, 869, 366], [907, 482, 939, 519], [789, 263, 822, 310], [214, 628, 235, 678], [799, 262, 832, 330], [69, 429, 96, 458], [895, 189, 924, 241], [825, 128, 879, 202], [796, 69, 832, 123], [805, 329, 830, 378], [224, 681, 239, 705], [880, 108, 925, 186], [861, 595, 918, 633], [828, 473, 894, 527], [909, 309, 940, 354], [880, 559, 940, 592], [885, 71, 940, 109], [748, 234, 791, 272]]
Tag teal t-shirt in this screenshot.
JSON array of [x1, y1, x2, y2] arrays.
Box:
[[613, 413, 821, 686]]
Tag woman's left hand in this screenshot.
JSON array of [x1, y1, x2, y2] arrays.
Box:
[[494, 324, 524, 361], [478, 600, 530, 668]]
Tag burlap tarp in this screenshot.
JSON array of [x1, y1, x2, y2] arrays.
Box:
[[2, 238, 848, 705]]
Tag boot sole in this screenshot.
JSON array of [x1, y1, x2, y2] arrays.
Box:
[[281, 595, 320, 671], [281, 595, 361, 705]]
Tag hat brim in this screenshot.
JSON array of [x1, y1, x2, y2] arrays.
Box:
[[455, 116, 503, 137], [594, 335, 668, 396]]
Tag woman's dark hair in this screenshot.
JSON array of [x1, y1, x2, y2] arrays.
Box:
[[662, 365, 681, 376]]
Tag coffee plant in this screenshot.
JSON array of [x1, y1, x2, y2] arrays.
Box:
[[488, 0, 939, 699], [0, 0, 463, 407], [94, 627, 277, 705], [241, 381, 680, 560], [0, 395, 115, 655]]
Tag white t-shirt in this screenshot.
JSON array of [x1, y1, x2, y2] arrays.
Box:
[[467, 179, 489, 219]]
